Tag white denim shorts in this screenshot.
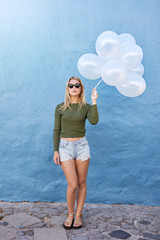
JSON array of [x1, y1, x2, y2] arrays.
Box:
[[59, 136, 91, 162]]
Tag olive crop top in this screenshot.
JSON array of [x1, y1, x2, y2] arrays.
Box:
[[53, 102, 99, 151]]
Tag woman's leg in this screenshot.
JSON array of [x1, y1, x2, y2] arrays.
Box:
[[61, 159, 78, 226], [74, 158, 90, 226]]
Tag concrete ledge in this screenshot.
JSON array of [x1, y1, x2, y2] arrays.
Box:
[[0, 201, 160, 240]]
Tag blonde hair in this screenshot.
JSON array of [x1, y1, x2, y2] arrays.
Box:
[[59, 76, 87, 111]]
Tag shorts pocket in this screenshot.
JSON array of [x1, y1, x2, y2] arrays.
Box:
[[79, 140, 88, 146], [59, 141, 68, 148]]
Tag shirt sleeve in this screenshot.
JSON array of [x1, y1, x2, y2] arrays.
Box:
[[53, 105, 61, 151], [87, 104, 99, 125]]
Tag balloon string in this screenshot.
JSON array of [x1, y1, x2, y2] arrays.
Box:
[[93, 78, 103, 89]]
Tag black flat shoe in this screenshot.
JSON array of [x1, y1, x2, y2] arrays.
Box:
[[63, 219, 74, 229], [72, 213, 83, 229], [63, 213, 74, 230]]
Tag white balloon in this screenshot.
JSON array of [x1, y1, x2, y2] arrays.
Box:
[[130, 63, 144, 76], [77, 30, 146, 98], [96, 31, 121, 61], [101, 60, 127, 86], [116, 72, 146, 97], [119, 33, 136, 47], [121, 44, 143, 70], [77, 53, 104, 79]]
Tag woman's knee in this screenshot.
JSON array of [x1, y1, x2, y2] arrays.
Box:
[[78, 180, 87, 189], [68, 182, 78, 192]]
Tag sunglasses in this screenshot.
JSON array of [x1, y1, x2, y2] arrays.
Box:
[[68, 83, 81, 89]]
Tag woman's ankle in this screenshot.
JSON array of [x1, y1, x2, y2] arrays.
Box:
[[75, 211, 82, 217], [67, 211, 74, 217]]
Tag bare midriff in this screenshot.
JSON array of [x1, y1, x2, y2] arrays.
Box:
[[60, 136, 84, 142]]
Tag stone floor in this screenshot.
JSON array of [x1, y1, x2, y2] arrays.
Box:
[[0, 201, 160, 240]]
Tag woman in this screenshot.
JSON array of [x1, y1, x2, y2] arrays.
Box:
[[53, 76, 99, 229]]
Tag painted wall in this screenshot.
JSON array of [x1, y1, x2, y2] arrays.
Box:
[[0, 0, 160, 206]]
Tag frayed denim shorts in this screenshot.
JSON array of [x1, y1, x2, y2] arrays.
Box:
[[59, 136, 91, 162]]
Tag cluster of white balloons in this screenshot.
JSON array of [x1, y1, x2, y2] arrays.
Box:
[[77, 31, 146, 97]]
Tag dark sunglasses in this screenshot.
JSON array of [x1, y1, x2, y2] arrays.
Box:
[[68, 83, 81, 89]]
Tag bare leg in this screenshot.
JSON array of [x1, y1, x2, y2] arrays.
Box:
[[61, 159, 78, 226], [74, 158, 90, 226]]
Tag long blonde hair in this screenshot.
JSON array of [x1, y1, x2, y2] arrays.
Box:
[[59, 76, 87, 111]]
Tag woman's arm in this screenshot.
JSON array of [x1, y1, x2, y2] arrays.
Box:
[[87, 89, 99, 125], [53, 105, 61, 152], [53, 105, 61, 165]]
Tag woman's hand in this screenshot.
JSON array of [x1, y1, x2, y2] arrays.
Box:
[[91, 88, 98, 104], [53, 151, 61, 165]]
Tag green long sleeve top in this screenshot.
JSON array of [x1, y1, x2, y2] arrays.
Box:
[[53, 102, 99, 151]]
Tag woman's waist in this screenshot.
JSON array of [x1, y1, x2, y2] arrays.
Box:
[[60, 136, 85, 142]]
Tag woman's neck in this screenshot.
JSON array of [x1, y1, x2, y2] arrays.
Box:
[[70, 96, 80, 103]]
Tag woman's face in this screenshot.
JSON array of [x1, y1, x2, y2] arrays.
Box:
[[68, 79, 82, 97]]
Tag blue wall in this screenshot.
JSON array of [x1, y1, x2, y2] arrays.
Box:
[[0, 0, 160, 206]]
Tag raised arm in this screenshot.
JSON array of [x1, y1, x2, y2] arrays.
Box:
[[87, 104, 99, 125], [87, 88, 99, 125]]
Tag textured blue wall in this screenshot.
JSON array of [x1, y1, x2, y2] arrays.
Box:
[[0, 0, 160, 206]]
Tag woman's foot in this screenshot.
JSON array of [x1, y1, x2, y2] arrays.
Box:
[[63, 213, 74, 229], [73, 213, 83, 229]]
